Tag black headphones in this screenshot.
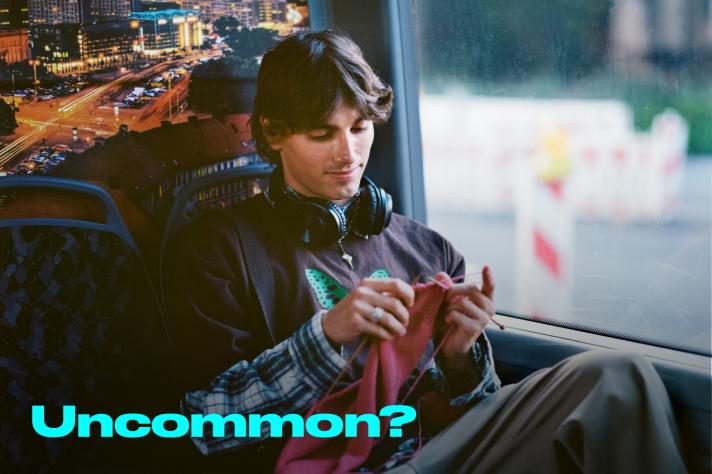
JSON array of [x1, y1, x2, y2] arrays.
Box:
[[264, 165, 392, 246]]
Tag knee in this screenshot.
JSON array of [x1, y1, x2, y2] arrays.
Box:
[[564, 350, 658, 384]]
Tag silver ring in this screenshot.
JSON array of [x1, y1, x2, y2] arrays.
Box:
[[371, 306, 384, 323]]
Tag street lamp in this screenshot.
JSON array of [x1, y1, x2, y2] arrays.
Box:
[[29, 59, 40, 99]]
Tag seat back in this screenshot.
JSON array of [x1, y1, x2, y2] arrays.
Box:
[[158, 163, 277, 471], [0, 177, 174, 473], [159, 162, 274, 309]]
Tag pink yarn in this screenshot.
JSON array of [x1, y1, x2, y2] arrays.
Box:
[[275, 281, 451, 474]]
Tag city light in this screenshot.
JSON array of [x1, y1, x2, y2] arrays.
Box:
[[4, 3, 298, 177]]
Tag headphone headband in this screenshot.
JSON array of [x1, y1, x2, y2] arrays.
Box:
[[265, 166, 392, 246]]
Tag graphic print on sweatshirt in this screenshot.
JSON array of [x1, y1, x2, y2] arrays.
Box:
[[305, 269, 389, 309]]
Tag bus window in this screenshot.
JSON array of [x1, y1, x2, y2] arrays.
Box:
[[412, 0, 711, 356]]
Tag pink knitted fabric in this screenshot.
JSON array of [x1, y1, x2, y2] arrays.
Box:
[[275, 281, 450, 474]]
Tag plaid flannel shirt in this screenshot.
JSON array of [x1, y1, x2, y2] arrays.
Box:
[[181, 309, 501, 465]]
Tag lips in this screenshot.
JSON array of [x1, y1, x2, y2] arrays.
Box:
[[328, 166, 360, 177]]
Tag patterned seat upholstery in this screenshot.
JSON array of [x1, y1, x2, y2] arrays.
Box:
[[1, 187, 174, 472]]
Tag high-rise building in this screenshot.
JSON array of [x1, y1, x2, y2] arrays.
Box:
[[230, 1, 258, 27], [29, 23, 82, 68], [28, 0, 135, 25], [181, 0, 287, 27], [178, 0, 286, 27], [254, 0, 286, 23], [28, 0, 142, 72], [0, 0, 30, 29], [31, 21, 139, 73], [0, 28, 30, 62], [140, 1, 180, 12], [80, 20, 139, 70], [130, 9, 201, 55], [28, 0, 90, 24], [91, 0, 132, 22]]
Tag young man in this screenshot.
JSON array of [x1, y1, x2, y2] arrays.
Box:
[[169, 31, 687, 473]]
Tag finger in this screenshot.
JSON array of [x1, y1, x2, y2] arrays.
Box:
[[451, 290, 495, 317], [447, 297, 492, 325], [444, 310, 480, 337], [360, 287, 410, 327], [366, 307, 406, 337], [435, 272, 452, 285], [446, 282, 481, 300], [357, 315, 395, 341], [482, 265, 495, 300], [446, 284, 494, 315], [362, 278, 415, 308]]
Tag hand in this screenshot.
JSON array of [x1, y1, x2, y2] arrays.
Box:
[[436, 266, 496, 367], [321, 278, 415, 346]]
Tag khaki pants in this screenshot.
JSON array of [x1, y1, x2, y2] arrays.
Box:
[[385, 350, 687, 474]]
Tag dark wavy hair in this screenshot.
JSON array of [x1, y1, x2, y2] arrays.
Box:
[[249, 30, 394, 164]]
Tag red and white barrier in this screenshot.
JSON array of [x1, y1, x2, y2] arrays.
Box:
[[515, 127, 575, 321], [421, 96, 689, 222]]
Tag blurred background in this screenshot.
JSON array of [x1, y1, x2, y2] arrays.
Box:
[[413, 0, 711, 355]]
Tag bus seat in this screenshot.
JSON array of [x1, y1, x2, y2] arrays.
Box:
[[159, 162, 273, 311], [0, 177, 175, 473], [159, 166, 270, 383], [158, 163, 275, 471]]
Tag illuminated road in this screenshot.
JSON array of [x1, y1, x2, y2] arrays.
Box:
[[0, 118, 58, 168], [0, 49, 221, 171], [57, 76, 127, 114], [17, 118, 111, 136]]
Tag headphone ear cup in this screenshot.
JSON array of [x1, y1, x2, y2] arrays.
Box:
[[268, 167, 343, 245], [357, 178, 392, 235], [361, 181, 380, 234], [378, 187, 392, 230], [296, 200, 344, 246]]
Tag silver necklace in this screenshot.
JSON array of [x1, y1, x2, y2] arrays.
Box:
[[336, 240, 354, 270], [335, 194, 361, 271]]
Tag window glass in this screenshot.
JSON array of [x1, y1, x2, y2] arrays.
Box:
[[1, 1, 309, 225], [413, 0, 711, 355]]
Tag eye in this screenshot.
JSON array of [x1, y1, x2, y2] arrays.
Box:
[[308, 129, 330, 141]]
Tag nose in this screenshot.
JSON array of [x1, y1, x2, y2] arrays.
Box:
[[334, 131, 358, 163]]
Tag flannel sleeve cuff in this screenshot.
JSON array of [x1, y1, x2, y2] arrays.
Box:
[[439, 332, 502, 407], [287, 309, 348, 393]]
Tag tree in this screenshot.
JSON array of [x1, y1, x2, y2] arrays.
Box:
[[0, 99, 19, 135], [413, 0, 612, 86], [0, 59, 55, 91], [187, 27, 276, 114], [187, 56, 258, 114], [213, 16, 241, 38], [223, 27, 277, 61]]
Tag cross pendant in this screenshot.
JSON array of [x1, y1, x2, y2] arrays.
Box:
[[342, 252, 354, 270]]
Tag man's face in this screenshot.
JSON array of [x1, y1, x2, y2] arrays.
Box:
[[268, 100, 375, 206]]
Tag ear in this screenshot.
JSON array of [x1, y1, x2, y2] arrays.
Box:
[[260, 117, 282, 151]]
